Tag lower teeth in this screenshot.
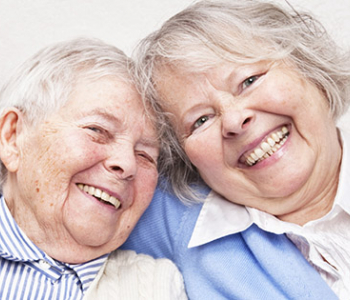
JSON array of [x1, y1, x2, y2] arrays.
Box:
[[94, 196, 114, 207], [247, 134, 288, 166]]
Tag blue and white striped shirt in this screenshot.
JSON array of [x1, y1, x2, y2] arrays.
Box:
[[0, 196, 108, 300]]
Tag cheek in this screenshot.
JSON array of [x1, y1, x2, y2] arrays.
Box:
[[52, 134, 106, 172], [119, 168, 158, 238], [23, 135, 105, 191], [184, 133, 222, 170], [256, 70, 301, 109], [133, 166, 159, 211]]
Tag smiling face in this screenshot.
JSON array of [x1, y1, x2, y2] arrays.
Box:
[[1, 76, 159, 263], [156, 60, 342, 224]]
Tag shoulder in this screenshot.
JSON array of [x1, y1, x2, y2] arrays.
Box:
[[148, 179, 210, 221], [122, 182, 208, 257], [86, 250, 187, 300], [106, 249, 182, 272]]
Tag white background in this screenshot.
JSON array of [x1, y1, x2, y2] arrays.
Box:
[[0, 0, 349, 128]]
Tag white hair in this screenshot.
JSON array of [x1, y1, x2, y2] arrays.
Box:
[[134, 0, 350, 203], [0, 37, 135, 187]]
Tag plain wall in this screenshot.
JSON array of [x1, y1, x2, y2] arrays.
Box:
[[0, 0, 349, 128]]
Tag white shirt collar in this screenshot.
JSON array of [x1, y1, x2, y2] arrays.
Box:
[[188, 128, 350, 248], [188, 191, 252, 248]]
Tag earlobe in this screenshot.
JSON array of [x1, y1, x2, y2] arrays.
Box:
[[0, 108, 23, 173]]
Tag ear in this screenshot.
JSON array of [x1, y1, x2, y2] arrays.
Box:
[[0, 107, 24, 173]]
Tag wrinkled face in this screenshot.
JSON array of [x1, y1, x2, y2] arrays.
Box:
[[4, 76, 159, 263], [156, 60, 341, 219]]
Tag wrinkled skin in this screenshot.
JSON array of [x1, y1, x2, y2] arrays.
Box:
[[156, 60, 342, 225], [0, 76, 159, 263]]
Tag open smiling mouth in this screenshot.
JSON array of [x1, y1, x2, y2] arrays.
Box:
[[77, 183, 121, 209], [244, 126, 289, 166]]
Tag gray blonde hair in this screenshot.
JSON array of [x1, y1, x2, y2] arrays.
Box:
[[133, 0, 350, 203], [0, 37, 139, 187]]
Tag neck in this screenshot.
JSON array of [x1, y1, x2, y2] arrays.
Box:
[[278, 178, 338, 226]]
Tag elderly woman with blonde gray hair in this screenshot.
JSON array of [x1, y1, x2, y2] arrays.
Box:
[[123, 0, 350, 298]]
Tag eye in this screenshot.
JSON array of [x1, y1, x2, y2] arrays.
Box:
[[86, 126, 103, 133], [193, 116, 209, 129], [83, 125, 113, 143], [136, 151, 157, 165], [242, 75, 259, 90]]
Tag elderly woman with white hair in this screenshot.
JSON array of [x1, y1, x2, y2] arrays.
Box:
[[0, 37, 186, 299], [123, 0, 350, 298]]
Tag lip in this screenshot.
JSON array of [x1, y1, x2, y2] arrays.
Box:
[[76, 182, 125, 210], [238, 124, 290, 167]]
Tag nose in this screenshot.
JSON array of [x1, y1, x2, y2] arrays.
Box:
[[221, 106, 254, 138], [105, 143, 137, 181]]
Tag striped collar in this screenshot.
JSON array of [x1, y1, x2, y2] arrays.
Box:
[[0, 196, 108, 293]]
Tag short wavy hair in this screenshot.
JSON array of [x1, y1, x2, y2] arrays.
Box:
[[0, 37, 137, 188], [133, 0, 350, 203]]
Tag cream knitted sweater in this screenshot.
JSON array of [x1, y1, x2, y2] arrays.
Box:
[[84, 250, 187, 299]]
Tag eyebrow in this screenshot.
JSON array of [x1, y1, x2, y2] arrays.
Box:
[[83, 108, 121, 124], [139, 136, 160, 149]]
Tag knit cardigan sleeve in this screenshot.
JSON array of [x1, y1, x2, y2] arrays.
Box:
[[84, 250, 187, 300]]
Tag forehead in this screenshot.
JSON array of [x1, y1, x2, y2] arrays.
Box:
[[155, 65, 210, 103], [154, 60, 296, 115], [69, 76, 140, 107], [51, 76, 157, 136], [61, 76, 143, 119]]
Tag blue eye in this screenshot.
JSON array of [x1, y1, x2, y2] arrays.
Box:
[[242, 75, 259, 89], [87, 126, 102, 133], [86, 126, 105, 134], [194, 116, 209, 129], [85, 125, 110, 141]]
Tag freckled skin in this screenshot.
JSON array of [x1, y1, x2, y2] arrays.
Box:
[[2, 76, 159, 263]]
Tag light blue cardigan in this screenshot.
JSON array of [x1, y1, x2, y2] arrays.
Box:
[[122, 181, 337, 299]]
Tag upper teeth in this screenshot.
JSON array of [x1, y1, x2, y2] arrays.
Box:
[[77, 183, 121, 209], [245, 126, 289, 166]]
